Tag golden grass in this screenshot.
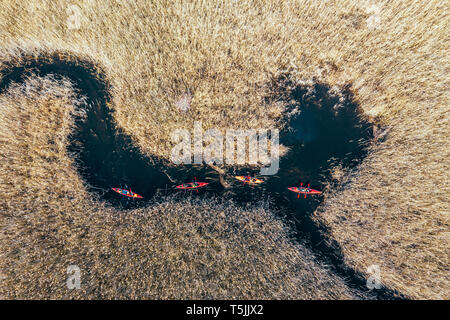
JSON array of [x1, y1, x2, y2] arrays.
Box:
[[0, 76, 356, 299], [316, 100, 450, 299], [0, 0, 448, 299]]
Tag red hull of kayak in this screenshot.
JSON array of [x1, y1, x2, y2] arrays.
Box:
[[288, 186, 322, 195], [176, 182, 209, 190], [112, 188, 144, 198]]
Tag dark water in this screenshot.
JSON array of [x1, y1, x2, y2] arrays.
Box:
[[72, 82, 373, 210], [0, 54, 404, 299]]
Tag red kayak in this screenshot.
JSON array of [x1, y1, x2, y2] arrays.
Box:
[[235, 176, 264, 184], [176, 182, 209, 190], [111, 187, 144, 198], [288, 183, 322, 198]]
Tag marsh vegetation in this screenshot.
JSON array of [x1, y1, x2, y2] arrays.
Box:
[[0, 0, 448, 299]]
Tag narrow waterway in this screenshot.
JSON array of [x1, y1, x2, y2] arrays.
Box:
[[0, 53, 404, 299]]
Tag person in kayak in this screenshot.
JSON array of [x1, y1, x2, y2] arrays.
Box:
[[192, 177, 200, 188]]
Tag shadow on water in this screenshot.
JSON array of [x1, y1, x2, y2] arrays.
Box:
[[0, 54, 404, 299]]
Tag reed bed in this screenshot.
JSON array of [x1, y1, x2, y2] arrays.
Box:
[[0, 0, 448, 299]]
